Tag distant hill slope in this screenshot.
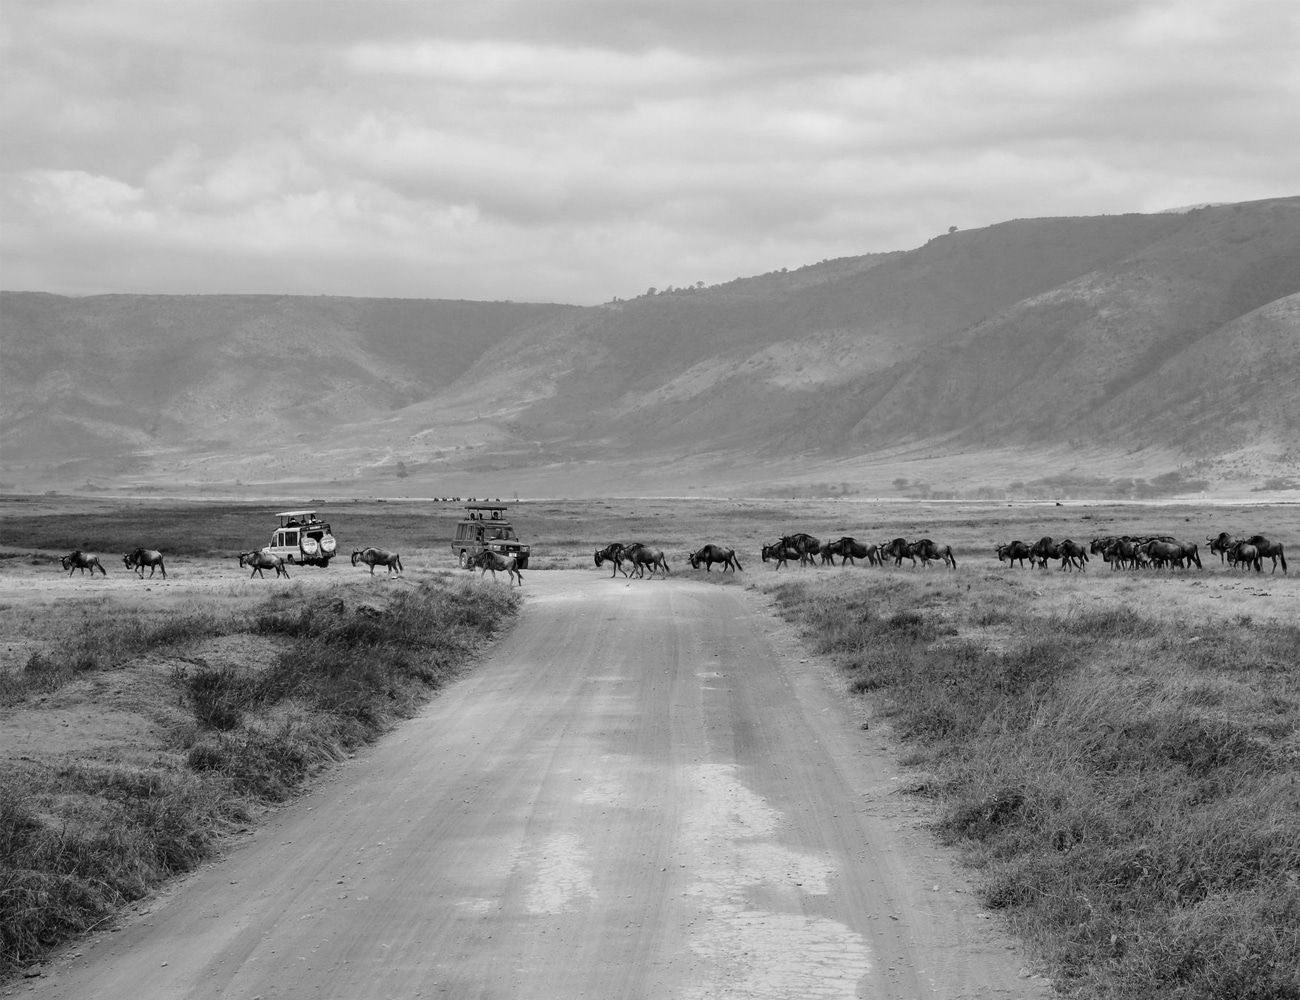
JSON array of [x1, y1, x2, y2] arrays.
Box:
[[2, 196, 1297, 497]]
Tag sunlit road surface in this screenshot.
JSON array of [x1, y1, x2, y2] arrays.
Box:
[[36, 570, 1048, 1000]]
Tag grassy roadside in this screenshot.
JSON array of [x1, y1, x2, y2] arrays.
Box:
[[768, 572, 1300, 1000], [0, 577, 518, 976]]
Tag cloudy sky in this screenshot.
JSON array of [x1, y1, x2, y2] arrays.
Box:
[[2, 0, 1297, 305]]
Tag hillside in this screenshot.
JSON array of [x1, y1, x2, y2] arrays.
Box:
[[2, 196, 1297, 498]]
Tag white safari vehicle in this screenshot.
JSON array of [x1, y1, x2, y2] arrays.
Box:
[[264, 510, 338, 567], [451, 503, 530, 569]]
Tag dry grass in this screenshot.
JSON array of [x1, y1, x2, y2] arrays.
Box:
[[2, 494, 1296, 992], [765, 566, 1300, 1000], [0, 573, 517, 975]]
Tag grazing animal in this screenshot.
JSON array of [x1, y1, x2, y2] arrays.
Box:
[[123, 548, 166, 579], [1029, 537, 1069, 570], [832, 537, 878, 566], [1228, 541, 1262, 573], [688, 544, 742, 572], [595, 542, 631, 578], [468, 550, 522, 585], [881, 538, 914, 567], [1057, 539, 1089, 572], [761, 542, 804, 569], [1207, 532, 1238, 564], [907, 538, 957, 569], [1138, 539, 1185, 571], [239, 550, 289, 579], [1247, 535, 1288, 574], [996, 541, 1031, 568], [781, 533, 821, 565], [351, 547, 403, 575], [623, 543, 669, 579], [61, 551, 107, 576]]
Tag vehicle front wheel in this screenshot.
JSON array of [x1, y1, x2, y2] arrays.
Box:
[[459, 550, 468, 568]]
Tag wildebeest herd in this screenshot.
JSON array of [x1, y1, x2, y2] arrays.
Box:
[[594, 529, 1288, 578], [50, 527, 1288, 586]]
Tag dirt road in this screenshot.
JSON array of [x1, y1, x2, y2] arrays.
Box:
[[30, 569, 1049, 1000]]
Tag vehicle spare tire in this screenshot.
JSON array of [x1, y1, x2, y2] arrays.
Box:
[[300, 537, 320, 557], [320, 535, 337, 555]]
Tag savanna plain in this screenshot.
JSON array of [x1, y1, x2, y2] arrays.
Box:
[[1, 494, 1298, 999]]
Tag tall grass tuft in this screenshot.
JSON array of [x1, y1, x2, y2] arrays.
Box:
[[1, 578, 518, 976], [770, 575, 1300, 1000]]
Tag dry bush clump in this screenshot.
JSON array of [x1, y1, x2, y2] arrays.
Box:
[[768, 572, 1300, 1000], [0, 578, 518, 975]]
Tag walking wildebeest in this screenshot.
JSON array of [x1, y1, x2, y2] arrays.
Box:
[[781, 533, 821, 564], [61, 551, 107, 576], [468, 550, 522, 585], [832, 537, 879, 566], [996, 541, 1032, 568], [1247, 535, 1288, 574], [1058, 539, 1089, 572], [623, 543, 669, 578], [881, 538, 915, 567], [239, 550, 289, 579], [688, 544, 742, 572], [907, 539, 957, 569], [761, 541, 807, 569], [123, 548, 166, 579], [1207, 532, 1238, 564], [1228, 541, 1262, 573], [595, 542, 631, 578], [351, 547, 403, 575]]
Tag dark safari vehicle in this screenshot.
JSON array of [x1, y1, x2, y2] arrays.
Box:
[[451, 503, 530, 569], [264, 509, 338, 567]]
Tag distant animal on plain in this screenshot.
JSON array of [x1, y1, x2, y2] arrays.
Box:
[[123, 548, 166, 578], [996, 541, 1031, 568], [831, 537, 879, 566], [881, 538, 914, 567], [61, 551, 107, 576], [907, 538, 956, 569], [1247, 535, 1287, 574], [469, 550, 523, 586], [239, 550, 289, 579], [351, 547, 403, 575], [595, 542, 631, 578], [623, 543, 669, 579], [688, 544, 742, 572], [761, 541, 805, 570]]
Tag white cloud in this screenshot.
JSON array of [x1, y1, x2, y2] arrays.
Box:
[[1, 0, 1297, 303]]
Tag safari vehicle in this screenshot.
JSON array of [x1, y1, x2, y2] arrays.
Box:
[[264, 510, 338, 567], [451, 503, 530, 569]]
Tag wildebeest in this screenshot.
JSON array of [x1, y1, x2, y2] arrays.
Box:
[[623, 543, 669, 578], [239, 550, 290, 579], [1029, 537, 1071, 570], [1207, 532, 1237, 564], [468, 550, 522, 586], [1247, 535, 1288, 574], [351, 547, 403, 575], [760, 541, 804, 569], [1228, 540, 1262, 573], [782, 533, 821, 564], [1057, 539, 1089, 572], [881, 538, 914, 567], [1137, 539, 1185, 571], [996, 541, 1031, 568], [832, 537, 879, 566], [908, 538, 957, 569], [594, 542, 631, 577], [123, 548, 166, 578], [61, 550, 107, 576], [688, 544, 742, 572]]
